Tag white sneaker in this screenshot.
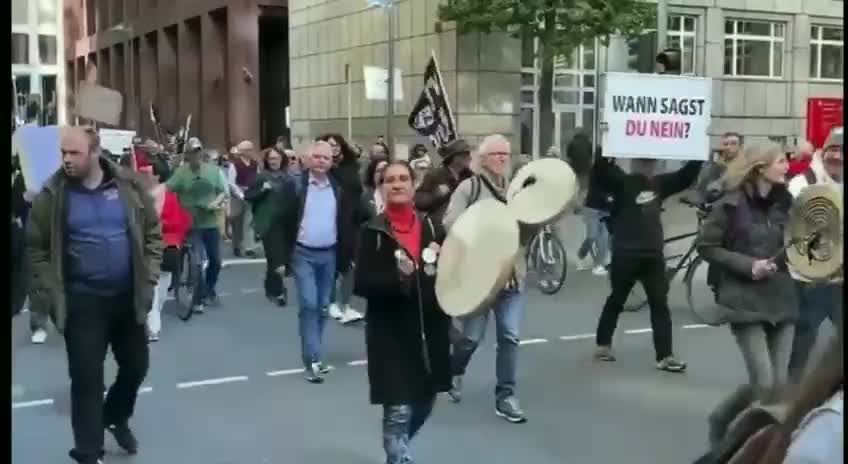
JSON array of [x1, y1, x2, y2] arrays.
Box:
[[328, 303, 344, 320], [592, 265, 608, 276], [340, 306, 364, 324], [575, 258, 593, 271], [30, 329, 47, 344]]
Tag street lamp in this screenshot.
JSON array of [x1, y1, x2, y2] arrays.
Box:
[[368, 0, 396, 151]]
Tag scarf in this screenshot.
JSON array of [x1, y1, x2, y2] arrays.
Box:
[[385, 202, 421, 263]]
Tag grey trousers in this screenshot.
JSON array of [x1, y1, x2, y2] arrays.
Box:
[[707, 321, 795, 445], [230, 196, 256, 252]]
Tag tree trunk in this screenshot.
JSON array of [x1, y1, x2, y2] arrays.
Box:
[[538, 10, 556, 158]]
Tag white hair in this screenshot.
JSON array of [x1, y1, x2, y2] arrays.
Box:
[[472, 134, 512, 176]]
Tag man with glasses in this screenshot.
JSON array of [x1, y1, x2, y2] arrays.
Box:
[[443, 135, 529, 423], [166, 137, 227, 310], [787, 126, 843, 383]]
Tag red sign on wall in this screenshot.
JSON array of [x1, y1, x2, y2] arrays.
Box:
[[806, 97, 843, 149]]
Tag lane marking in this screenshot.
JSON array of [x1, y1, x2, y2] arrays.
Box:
[[519, 338, 549, 346], [624, 328, 653, 334], [177, 376, 249, 389], [267, 368, 304, 377], [139, 386, 154, 394], [222, 258, 266, 267], [348, 360, 368, 366], [13, 399, 53, 409], [241, 288, 260, 294], [559, 333, 595, 341], [218, 292, 233, 297], [682, 324, 709, 330]]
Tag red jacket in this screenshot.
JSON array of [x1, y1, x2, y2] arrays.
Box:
[[160, 190, 192, 247]]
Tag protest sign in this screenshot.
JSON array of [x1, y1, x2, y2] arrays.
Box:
[[602, 72, 712, 161], [99, 128, 136, 154], [76, 82, 123, 125], [11, 125, 62, 191]]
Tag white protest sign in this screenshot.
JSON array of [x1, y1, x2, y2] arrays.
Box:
[[602, 72, 711, 161], [99, 129, 136, 154], [364, 66, 404, 101], [12, 125, 62, 191], [76, 82, 123, 125]]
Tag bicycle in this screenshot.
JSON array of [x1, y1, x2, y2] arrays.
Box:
[[172, 239, 202, 321], [526, 223, 568, 295], [622, 199, 710, 312]]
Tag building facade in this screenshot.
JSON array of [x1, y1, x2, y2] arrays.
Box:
[[290, 0, 843, 158], [62, 0, 289, 152], [13, 0, 66, 125]]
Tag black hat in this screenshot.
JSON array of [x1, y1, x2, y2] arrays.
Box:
[[439, 139, 471, 163]]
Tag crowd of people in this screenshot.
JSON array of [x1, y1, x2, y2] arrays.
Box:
[[10, 122, 843, 464]]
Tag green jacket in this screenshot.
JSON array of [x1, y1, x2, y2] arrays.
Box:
[[25, 158, 163, 333]]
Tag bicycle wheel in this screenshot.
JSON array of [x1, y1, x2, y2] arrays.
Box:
[[684, 256, 725, 325], [173, 247, 198, 321], [533, 234, 568, 295]]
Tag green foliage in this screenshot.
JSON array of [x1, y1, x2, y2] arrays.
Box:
[[438, 0, 655, 57]]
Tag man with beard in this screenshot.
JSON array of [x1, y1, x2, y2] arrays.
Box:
[[690, 132, 743, 204], [413, 139, 473, 224], [26, 126, 162, 464], [787, 126, 843, 383]]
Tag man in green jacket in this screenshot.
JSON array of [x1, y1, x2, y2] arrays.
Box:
[[26, 126, 162, 464]]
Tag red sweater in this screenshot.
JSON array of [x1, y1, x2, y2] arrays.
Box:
[[788, 158, 812, 178], [161, 191, 193, 247]]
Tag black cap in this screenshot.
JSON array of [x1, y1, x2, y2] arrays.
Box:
[[439, 139, 471, 162]]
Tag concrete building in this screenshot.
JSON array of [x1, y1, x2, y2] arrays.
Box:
[[62, 0, 289, 151], [13, 0, 66, 125], [289, 0, 842, 158]]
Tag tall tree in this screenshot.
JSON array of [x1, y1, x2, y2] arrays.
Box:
[[438, 0, 654, 155]]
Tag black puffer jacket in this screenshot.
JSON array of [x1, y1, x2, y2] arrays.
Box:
[[697, 183, 799, 325], [332, 158, 364, 198]]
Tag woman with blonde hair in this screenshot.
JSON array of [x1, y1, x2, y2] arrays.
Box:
[[697, 142, 800, 444]]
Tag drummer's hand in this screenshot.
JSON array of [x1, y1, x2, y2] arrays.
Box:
[[397, 256, 416, 276], [23, 190, 38, 203]]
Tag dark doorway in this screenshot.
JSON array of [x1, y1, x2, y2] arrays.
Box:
[[258, 14, 289, 149]]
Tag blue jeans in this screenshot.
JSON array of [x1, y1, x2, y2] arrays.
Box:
[[189, 227, 222, 305], [577, 207, 609, 267], [291, 245, 336, 367], [788, 281, 842, 383], [451, 288, 524, 400], [383, 397, 436, 464]]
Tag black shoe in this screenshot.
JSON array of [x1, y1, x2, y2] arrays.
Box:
[[304, 366, 324, 384], [68, 449, 104, 464], [106, 422, 138, 454], [233, 248, 243, 258], [245, 249, 258, 258], [276, 295, 287, 307]]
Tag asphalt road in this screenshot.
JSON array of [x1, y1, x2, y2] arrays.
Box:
[[11, 206, 836, 464]]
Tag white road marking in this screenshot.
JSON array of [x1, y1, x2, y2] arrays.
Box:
[[218, 292, 233, 297], [12, 399, 53, 409], [559, 333, 595, 341], [267, 368, 304, 377], [177, 376, 249, 389], [682, 324, 709, 330], [222, 258, 266, 267], [518, 338, 549, 346], [241, 288, 260, 294], [139, 386, 154, 394], [348, 360, 368, 366], [624, 328, 653, 334]]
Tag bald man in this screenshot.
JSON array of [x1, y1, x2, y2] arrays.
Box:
[[26, 126, 163, 464], [277, 141, 361, 383]]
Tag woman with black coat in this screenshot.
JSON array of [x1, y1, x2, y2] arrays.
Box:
[[353, 161, 452, 464], [697, 143, 799, 445]]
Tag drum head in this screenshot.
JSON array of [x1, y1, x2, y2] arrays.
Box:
[[507, 158, 577, 226], [436, 199, 520, 317], [786, 184, 844, 281]]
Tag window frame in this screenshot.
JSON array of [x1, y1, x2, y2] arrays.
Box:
[[810, 25, 843, 82], [723, 19, 786, 79], [667, 14, 698, 75]]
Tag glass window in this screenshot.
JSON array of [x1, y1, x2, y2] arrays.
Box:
[[39, 35, 57, 65], [667, 15, 698, 74], [12, 33, 29, 64], [12, 0, 27, 26], [521, 33, 536, 68], [724, 20, 785, 77], [553, 91, 579, 105], [521, 73, 535, 87], [521, 90, 535, 105], [810, 26, 844, 80], [37, 0, 58, 28], [41, 75, 57, 125], [553, 74, 576, 88], [583, 74, 595, 89], [582, 92, 594, 105], [520, 107, 534, 156]]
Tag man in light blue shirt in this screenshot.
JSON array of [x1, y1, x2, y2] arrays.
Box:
[[278, 141, 359, 383]]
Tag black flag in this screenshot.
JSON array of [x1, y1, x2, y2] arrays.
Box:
[[408, 56, 457, 149]]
